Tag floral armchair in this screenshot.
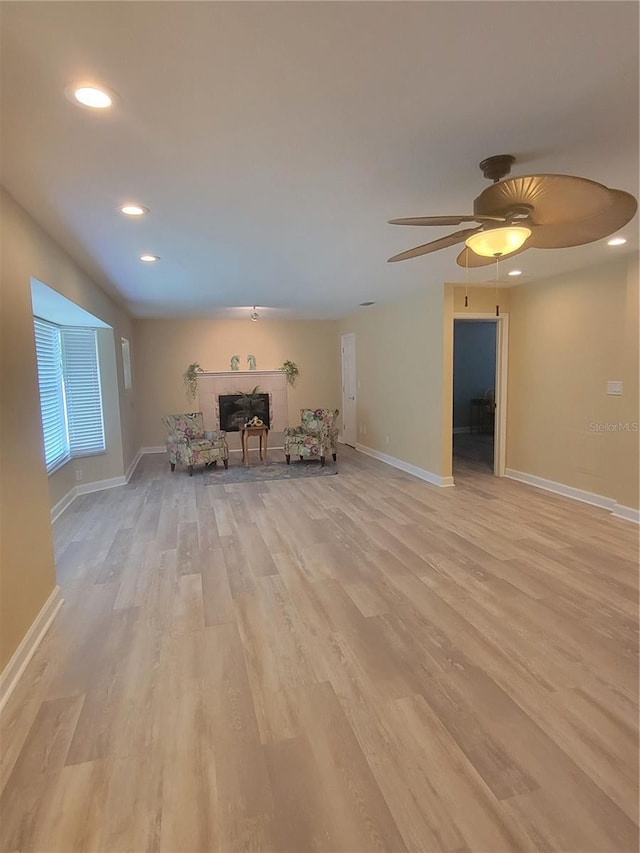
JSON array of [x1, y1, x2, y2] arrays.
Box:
[[161, 413, 228, 475], [284, 409, 339, 467]]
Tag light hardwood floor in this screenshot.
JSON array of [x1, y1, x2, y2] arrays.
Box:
[[1, 446, 638, 852]]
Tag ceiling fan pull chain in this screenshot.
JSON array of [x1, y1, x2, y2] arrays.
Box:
[[495, 257, 500, 316], [464, 250, 469, 307]]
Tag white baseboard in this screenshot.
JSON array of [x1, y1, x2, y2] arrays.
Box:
[[50, 474, 127, 523], [505, 468, 614, 510], [356, 443, 454, 487], [611, 503, 640, 524], [0, 586, 63, 714], [142, 444, 289, 460], [505, 468, 639, 524], [51, 450, 145, 523], [75, 475, 126, 496], [50, 490, 77, 524], [125, 448, 143, 481], [228, 445, 285, 453]]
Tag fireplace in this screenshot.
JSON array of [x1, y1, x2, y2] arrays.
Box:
[[218, 393, 271, 432], [198, 372, 287, 437]]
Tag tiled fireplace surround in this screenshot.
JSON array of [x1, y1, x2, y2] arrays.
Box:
[[198, 370, 288, 451]]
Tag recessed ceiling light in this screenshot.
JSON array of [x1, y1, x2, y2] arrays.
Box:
[[139, 254, 160, 263], [608, 236, 627, 246], [65, 83, 115, 109], [120, 204, 149, 217], [508, 270, 522, 277]]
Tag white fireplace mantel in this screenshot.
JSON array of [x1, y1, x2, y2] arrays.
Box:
[[200, 370, 285, 379]]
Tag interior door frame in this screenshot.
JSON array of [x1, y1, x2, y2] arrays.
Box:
[[452, 312, 509, 476], [341, 332, 356, 446]]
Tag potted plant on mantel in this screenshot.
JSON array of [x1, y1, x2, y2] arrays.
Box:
[[183, 362, 203, 401], [280, 360, 300, 386]]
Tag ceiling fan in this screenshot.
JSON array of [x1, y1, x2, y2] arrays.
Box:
[[387, 154, 637, 267]]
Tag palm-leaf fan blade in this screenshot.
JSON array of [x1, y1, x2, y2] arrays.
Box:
[[473, 174, 614, 223], [526, 190, 637, 248], [388, 228, 481, 263], [389, 215, 505, 227]]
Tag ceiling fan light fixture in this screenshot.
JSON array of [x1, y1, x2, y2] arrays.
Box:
[[607, 236, 627, 246], [250, 306, 259, 322], [465, 226, 531, 258]]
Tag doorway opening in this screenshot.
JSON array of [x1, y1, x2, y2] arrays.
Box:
[[452, 314, 508, 476]]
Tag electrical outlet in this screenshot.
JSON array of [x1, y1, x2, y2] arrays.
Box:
[[75, 468, 83, 481], [607, 380, 623, 396]]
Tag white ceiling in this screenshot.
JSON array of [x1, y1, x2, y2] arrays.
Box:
[[1, 1, 638, 319]]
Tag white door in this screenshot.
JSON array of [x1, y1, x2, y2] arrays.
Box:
[[341, 333, 357, 446], [493, 315, 508, 476]]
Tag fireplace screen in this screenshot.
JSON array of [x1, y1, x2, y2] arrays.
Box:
[[218, 393, 270, 432]]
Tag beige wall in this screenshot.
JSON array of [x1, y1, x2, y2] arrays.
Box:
[[507, 255, 639, 509], [446, 265, 638, 510], [0, 188, 137, 671], [134, 318, 340, 448], [388, 263, 638, 511], [615, 254, 640, 509], [338, 285, 448, 477]]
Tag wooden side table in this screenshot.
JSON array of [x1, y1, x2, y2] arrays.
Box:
[[240, 426, 269, 466]]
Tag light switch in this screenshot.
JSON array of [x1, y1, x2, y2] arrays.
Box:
[[607, 380, 623, 396]]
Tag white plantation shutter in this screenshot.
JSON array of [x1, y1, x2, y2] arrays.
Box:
[[34, 318, 68, 471], [61, 328, 105, 455], [33, 319, 106, 473]]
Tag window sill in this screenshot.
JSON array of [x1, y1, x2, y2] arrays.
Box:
[[46, 448, 107, 477], [47, 455, 71, 476]]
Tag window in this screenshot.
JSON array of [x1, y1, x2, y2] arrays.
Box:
[[33, 320, 67, 471], [33, 318, 106, 473], [121, 337, 132, 390]]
